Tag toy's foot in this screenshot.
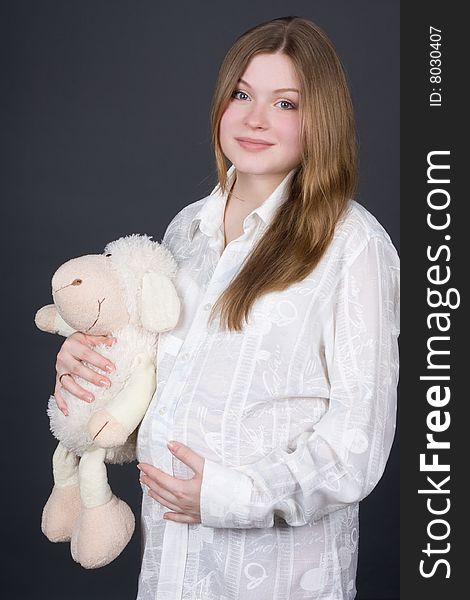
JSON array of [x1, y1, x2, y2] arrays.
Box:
[[41, 484, 81, 542], [70, 495, 135, 569], [88, 409, 129, 448]]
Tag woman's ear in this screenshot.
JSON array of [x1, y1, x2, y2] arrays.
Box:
[[140, 273, 181, 333]]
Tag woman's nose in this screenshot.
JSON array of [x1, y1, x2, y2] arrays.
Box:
[[244, 102, 269, 129]]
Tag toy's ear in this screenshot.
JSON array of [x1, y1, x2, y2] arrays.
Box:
[[140, 273, 181, 333], [35, 304, 76, 337]]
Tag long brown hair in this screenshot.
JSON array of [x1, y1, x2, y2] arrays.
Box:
[[208, 16, 357, 331]]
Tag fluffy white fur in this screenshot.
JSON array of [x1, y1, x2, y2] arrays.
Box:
[[47, 324, 157, 463], [105, 234, 178, 326]]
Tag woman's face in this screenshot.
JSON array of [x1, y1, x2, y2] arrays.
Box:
[[219, 52, 302, 178]]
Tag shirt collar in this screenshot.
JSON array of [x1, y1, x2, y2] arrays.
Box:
[[188, 165, 297, 242]]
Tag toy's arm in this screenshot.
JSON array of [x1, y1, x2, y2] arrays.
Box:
[[35, 304, 76, 337], [105, 353, 156, 429], [88, 352, 156, 448]]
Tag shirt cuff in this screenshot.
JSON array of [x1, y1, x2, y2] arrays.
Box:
[[200, 458, 253, 528]]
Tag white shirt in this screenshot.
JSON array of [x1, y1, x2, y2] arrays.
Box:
[[136, 165, 400, 600]]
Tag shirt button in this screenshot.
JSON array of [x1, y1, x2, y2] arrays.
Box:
[[159, 406, 167, 415], [203, 303, 211, 311]]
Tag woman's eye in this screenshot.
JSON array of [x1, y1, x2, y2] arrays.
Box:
[[276, 100, 296, 110], [232, 90, 249, 101]]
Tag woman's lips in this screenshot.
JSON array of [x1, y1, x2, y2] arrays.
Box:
[[236, 138, 274, 151]]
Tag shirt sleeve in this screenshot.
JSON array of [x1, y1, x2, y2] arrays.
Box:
[[161, 212, 180, 248], [199, 234, 400, 529]]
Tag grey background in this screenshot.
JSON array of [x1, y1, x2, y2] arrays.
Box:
[[1, 1, 399, 598]]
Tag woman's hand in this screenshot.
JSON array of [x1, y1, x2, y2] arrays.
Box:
[[54, 331, 116, 416], [138, 441, 205, 524]]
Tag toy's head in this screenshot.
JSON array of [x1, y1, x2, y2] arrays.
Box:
[[36, 234, 180, 335]]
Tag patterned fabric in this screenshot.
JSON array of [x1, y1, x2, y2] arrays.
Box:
[[136, 165, 400, 599]]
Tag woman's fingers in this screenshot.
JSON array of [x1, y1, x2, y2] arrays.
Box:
[[140, 474, 180, 507], [57, 371, 94, 403], [163, 512, 200, 524], [63, 334, 116, 373], [146, 488, 181, 513], [143, 482, 199, 522], [53, 381, 69, 416], [69, 359, 112, 390], [54, 332, 116, 407], [84, 334, 116, 349]]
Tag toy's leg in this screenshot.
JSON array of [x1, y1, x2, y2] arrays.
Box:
[[41, 442, 81, 542], [77, 446, 112, 508], [70, 447, 134, 569]]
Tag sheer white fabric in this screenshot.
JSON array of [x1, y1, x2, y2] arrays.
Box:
[[136, 165, 400, 600]]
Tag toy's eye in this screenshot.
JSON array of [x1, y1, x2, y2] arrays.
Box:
[[72, 279, 82, 286], [105, 253, 112, 257]]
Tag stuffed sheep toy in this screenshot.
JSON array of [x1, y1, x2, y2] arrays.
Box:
[[35, 234, 180, 569]]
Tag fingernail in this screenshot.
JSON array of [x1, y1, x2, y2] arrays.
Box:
[[86, 394, 94, 402], [100, 379, 111, 387], [105, 364, 114, 373], [63, 409, 68, 417], [167, 441, 178, 451]]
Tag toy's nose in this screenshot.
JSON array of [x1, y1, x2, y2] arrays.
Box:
[[52, 260, 85, 292], [51, 255, 104, 295], [52, 278, 83, 293]]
